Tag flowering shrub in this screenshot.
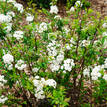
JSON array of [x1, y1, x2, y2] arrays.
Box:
[[0, 0, 107, 107]]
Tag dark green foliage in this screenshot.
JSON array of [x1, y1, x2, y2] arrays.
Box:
[[25, 0, 51, 8], [0, 26, 6, 40], [25, 0, 90, 9]]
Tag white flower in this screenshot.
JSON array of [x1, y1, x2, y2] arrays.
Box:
[[45, 79, 57, 88], [15, 60, 27, 70], [63, 59, 75, 71], [70, 38, 75, 44], [54, 15, 61, 20], [4, 23, 12, 33], [7, 11, 15, 17], [103, 39, 107, 48], [70, 6, 75, 12], [3, 54, 14, 64], [83, 68, 90, 77], [35, 93, 45, 100], [63, 70, 66, 73], [33, 77, 57, 99], [32, 68, 39, 72], [0, 75, 7, 87], [63, 26, 70, 34], [7, 64, 13, 70], [102, 23, 107, 28], [91, 76, 98, 81], [64, 59, 71, 64], [0, 95, 8, 104], [64, 64, 71, 71], [38, 22, 47, 33], [65, 44, 71, 50], [81, 40, 90, 46], [56, 54, 64, 64], [26, 13, 34, 22], [50, 5, 58, 14], [34, 92, 45, 100], [48, 50, 57, 56], [13, 31, 24, 40], [75, 1, 83, 7], [50, 63, 60, 72], [33, 79, 39, 86], [61, 66, 64, 69], [0, 14, 12, 23], [13, 3, 24, 13], [102, 32, 107, 36], [103, 74, 107, 80], [91, 66, 102, 80], [33, 78, 45, 100], [47, 41, 58, 57], [35, 76, 40, 79], [104, 58, 107, 68], [0, 75, 7, 83]]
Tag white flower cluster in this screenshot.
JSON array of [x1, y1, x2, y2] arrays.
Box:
[[1, 0, 23, 13], [103, 38, 107, 48], [46, 79, 57, 88], [83, 66, 91, 77], [103, 32, 107, 36], [38, 22, 48, 33], [50, 5, 58, 14], [50, 53, 64, 72], [26, 13, 34, 22], [7, 64, 13, 70], [104, 58, 107, 68], [15, 60, 27, 70], [69, 0, 82, 12], [81, 40, 90, 47], [4, 23, 13, 33], [2, 53, 14, 70], [13, 31, 24, 40], [32, 67, 39, 73], [83, 59, 107, 81], [65, 44, 72, 50], [91, 65, 102, 80], [61, 59, 75, 72], [0, 14, 12, 23], [47, 40, 58, 57], [54, 15, 61, 20], [0, 75, 7, 87], [33, 76, 57, 100], [0, 11, 15, 35], [50, 62, 60, 72], [3, 54, 14, 64], [75, 1, 83, 7], [62, 26, 70, 34], [70, 7, 75, 12], [33, 78, 45, 100], [64, 37, 75, 50], [47, 40, 65, 72], [0, 95, 8, 104], [13, 2, 24, 13], [102, 23, 107, 28], [103, 74, 107, 80], [7, 11, 15, 17]]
